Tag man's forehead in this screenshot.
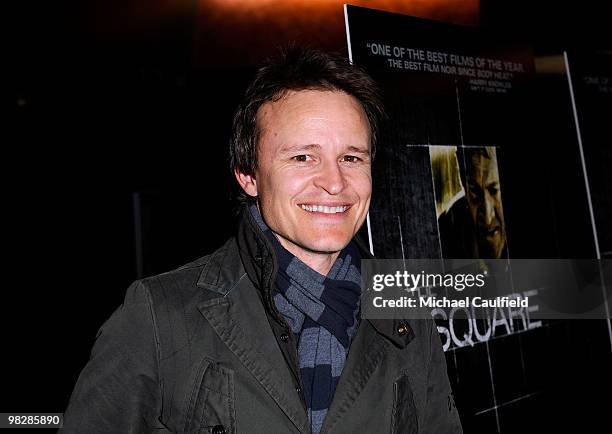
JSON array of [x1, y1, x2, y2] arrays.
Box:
[[255, 89, 372, 146], [468, 155, 500, 184], [257, 89, 367, 121]]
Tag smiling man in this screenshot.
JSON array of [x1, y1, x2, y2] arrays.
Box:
[[62, 47, 462, 433], [235, 88, 372, 275]]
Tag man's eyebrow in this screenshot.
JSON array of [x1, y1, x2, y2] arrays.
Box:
[[345, 145, 370, 155], [278, 144, 321, 154], [278, 143, 371, 156]]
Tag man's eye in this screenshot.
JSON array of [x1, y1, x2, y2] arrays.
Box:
[[342, 155, 362, 163], [292, 155, 311, 162]]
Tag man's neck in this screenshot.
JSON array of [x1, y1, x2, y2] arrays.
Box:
[[276, 236, 340, 276]]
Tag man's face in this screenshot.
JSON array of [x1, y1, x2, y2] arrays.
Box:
[[465, 149, 506, 258], [238, 89, 372, 259]]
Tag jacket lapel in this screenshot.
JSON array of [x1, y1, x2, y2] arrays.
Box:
[[318, 319, 388, 434], [197, 267, 310, 433], [319, 318, 416, 434]]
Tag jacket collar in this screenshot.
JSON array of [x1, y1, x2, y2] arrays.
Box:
[[196, 237, 246, 297], [197, 204, 415, 348]]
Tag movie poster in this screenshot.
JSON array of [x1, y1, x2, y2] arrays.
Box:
[[344, 5, 546, 432], [345, 6, 612, 432], [564, 52, 612, 259]]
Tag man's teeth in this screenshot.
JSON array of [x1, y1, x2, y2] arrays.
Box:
[[300, 204, 349, 213]]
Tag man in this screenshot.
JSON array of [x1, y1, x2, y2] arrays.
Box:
[[464, 147, 507, 259], [63, 47, 462, 433], [438, 146, 507, 260]]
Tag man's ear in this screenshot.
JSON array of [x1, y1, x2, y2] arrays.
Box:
[[234, 169, 258, 197]]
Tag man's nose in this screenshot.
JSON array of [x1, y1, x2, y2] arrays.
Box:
[[483, 192, 495, 225], [313, 160, 346, 195]]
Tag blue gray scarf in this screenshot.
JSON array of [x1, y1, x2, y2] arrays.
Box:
[[250, 205, 361, 434]]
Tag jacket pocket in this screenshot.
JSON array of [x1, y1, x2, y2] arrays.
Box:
[[391, 373, 419, 434], [183, 358, 236, 434]]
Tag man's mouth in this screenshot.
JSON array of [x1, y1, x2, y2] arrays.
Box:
[[299, 204, 350, 214]]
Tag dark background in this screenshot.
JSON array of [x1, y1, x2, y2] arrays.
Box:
[[7, 0, 612, 431]]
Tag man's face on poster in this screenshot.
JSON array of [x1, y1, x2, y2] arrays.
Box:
[[237, 89, 372, 259], [465, 148, 506, 258]]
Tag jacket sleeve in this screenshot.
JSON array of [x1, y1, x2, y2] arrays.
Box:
[[422, 319, 463, 433], [61, 280, 161, 433]]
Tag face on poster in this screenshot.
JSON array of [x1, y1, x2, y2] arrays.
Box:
[[431, 145, 508, 259]]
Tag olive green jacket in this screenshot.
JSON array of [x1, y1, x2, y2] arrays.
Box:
[[62, 208, 462, 433]]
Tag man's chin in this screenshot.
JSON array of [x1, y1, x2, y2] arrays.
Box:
[[299, 238, 352, 255]]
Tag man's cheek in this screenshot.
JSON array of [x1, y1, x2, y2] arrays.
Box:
[[352, 175, 372, 199]]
